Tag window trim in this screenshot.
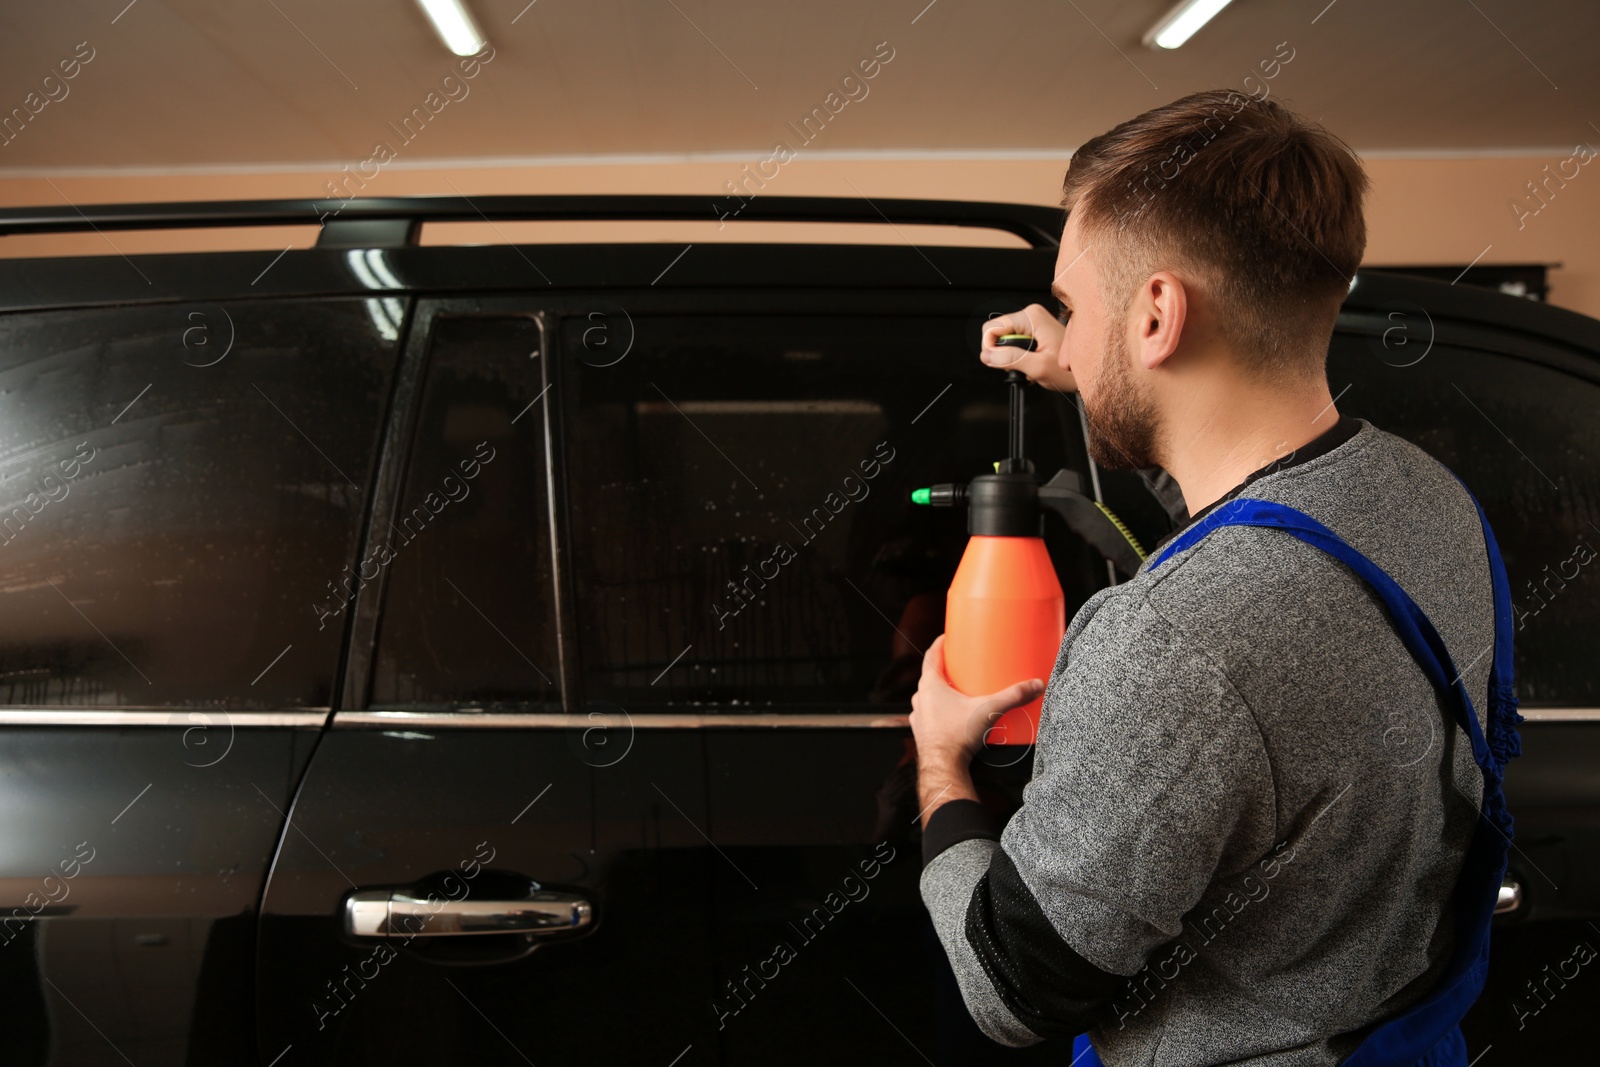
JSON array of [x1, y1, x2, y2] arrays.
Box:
[[343, 302, 565, 712]]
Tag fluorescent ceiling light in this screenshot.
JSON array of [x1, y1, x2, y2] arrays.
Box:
[[1143, 0, 1236, 49], [415, 0, 486, 57]]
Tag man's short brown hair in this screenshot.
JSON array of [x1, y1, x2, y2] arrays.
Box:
[[1061, 89, 1369, 379]]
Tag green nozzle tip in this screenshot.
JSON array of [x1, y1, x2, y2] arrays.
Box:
[[993, 461, 1001, 473], [911, 487, 931, 505]]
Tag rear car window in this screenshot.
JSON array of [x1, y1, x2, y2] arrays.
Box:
[[561, 312, 1105, 711]]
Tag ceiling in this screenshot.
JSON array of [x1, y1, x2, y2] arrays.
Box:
[[0, 0, 1593, 175]]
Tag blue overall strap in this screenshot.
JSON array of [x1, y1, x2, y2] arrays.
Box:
[[1068, 495, 1519, 1067], [1336, 491, 1522, 1067]]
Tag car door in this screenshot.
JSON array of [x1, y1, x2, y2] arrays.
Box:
[[547, 290, 1113, 1065], [0, 296, 398, 1066], [255, 301, 723, 1067], [1327, 294, 1600, 1062]]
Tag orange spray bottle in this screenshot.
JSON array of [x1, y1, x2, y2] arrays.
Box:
[[912, 339, 1146, 744]]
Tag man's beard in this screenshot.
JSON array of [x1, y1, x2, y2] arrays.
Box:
[[1083, 325, 1160, 470]]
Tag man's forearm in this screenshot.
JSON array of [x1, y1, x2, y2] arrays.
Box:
[[916, 746, 978, 827], [920, 839, 1044, 1048], [916, 746, 1045, 1050]]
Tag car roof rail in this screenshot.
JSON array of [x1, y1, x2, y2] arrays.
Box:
[[0, 194, 1066, 251]]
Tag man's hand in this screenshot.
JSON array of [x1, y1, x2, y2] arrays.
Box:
[[980, 304, 1076, 394], [909, 635, 1044, 826]]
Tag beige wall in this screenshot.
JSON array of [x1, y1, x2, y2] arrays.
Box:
[[2, 152, 1596, 319]]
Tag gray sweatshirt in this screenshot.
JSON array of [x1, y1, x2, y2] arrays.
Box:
[[920, 420, 1493, 1065]]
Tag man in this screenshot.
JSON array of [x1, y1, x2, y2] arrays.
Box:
[[911, 89, 1500, 1064]]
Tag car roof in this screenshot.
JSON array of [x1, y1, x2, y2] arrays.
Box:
[[0, 195, 1594, 361]]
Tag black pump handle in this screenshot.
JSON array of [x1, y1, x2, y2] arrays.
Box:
[[992, 334, 1038, 467]]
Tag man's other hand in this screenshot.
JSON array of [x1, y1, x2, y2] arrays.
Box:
[[910, 635, 1043, 824]]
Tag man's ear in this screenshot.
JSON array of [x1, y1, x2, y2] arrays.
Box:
[[1134, 271, 1188, 371]]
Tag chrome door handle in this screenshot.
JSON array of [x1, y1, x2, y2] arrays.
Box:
[[1495, 879, 1523, 915], [345, 886, 593, 938]]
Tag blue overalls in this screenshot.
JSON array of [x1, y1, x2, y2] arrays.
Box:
[[1071, 494, 1522, 1067]]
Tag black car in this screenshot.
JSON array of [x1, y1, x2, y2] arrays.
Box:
[[0, 196, 1594, 1065]]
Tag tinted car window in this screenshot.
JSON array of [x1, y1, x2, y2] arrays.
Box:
[[0, 299, 398, 708], [1329, 327, 1600, 704], [563, 312, 1105, 711], [368, 315, 560, 708]]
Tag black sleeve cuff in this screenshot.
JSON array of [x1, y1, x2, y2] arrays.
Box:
[[922, 798, 1002, 867], [965, 845, 1127, 1039]]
